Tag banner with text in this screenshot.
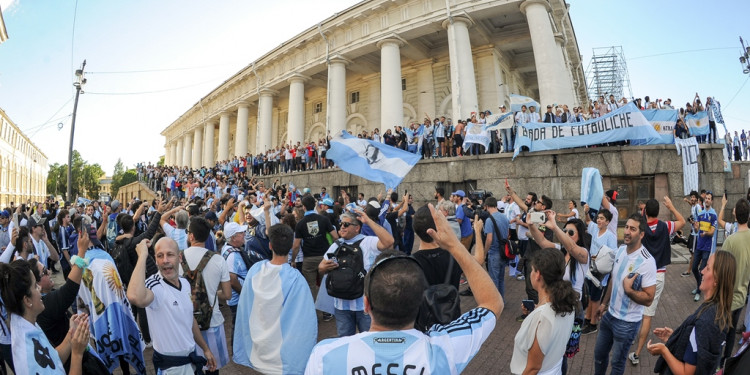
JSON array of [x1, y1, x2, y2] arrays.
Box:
[[633, 109, 678, 145], [513, 102, 662, 158]]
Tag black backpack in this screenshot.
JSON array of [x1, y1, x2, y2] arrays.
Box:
[[325, 239, 366, 300], [415, 256, 461, 332], [112, 240, 135, 286]]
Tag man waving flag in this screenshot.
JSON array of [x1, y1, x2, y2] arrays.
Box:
[[327, 130, 421, 189]]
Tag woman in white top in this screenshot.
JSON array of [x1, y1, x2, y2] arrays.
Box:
[[511, 247, 577, 375], [556, 200, 580, 222]]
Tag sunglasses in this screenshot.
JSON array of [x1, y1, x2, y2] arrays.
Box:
[[341, 221, 359, 228], [564, 229, 576, 236]]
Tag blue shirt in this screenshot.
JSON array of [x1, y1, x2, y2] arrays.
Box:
[[696, 209, 717, 252], [456, 204, 473, 237], [483, 212, 509, 253]]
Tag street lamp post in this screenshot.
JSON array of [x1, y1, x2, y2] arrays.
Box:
[[740, 37, 750, 74], [67, 60, 87, 202]]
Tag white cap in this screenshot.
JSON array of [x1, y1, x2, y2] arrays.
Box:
[[223, 222, 248, 238]]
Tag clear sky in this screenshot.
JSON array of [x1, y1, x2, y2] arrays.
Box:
[[0, 0, 748, 175]]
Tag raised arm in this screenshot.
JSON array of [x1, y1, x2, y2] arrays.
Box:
[[717, 195, 728, 229], [126, 239, 155, 307], [546, 211, 589, 264], [356, 208, 393, 250], [505, 180, 528, 213], [663, 196, 686, 232]]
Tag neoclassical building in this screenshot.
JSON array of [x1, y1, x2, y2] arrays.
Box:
[[161, 0, 586, 168], [0, 107, 48, 206]]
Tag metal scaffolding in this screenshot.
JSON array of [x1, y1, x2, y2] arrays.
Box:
[[585, 46, 633, 101]]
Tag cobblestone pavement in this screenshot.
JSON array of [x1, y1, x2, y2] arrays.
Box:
[[89, 244, 741, 374]]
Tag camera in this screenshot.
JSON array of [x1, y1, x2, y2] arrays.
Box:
[[468, 190, 492, 202]]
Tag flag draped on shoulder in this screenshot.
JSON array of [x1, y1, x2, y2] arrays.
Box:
[[686, 111, 709, 136], [233, 261, 317, 375], [580, 168, 603, 211], [326, 130, 420, 190], [483, 112, 514, 131], [11, 314, 66, 375], [510, 94, 540, 113], [78, 249, 146, 374]]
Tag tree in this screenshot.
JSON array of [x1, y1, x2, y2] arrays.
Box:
[[46, 150, 104, 201], [157, 156, 165, 167], [111, 159, 138, 197]]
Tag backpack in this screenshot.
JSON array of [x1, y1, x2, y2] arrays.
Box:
[[415, 256, 461, 332], [325, 239, 366, 300], [106, 216, 119, 251], [181, 251, 218, 331], [222, 246, 265, 277], [112, 240, 135, 286]]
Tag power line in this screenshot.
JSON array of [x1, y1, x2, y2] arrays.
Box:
[[87, 62, 235, 75], [85, 77, 221, 96], [22, 95, 74, 133], [723, 75, 750, 110], [627, 47, 737, 61]]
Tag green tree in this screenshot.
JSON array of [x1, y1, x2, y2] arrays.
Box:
[[46, 150, 105, 200], [157, 156, 165, 167], [111, 159, 138, 197]]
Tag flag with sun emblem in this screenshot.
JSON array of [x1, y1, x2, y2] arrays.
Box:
[[686, 111, 709, 136], [77, 249, 147, 374]]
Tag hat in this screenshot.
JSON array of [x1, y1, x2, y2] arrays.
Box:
[[27, 215, 46, 228], [452, 190, 466, 198], [320, 198, 334, 207], [368, 200, 381, 210], [205, 211, 218, 221], [110, 200, 121, 211], [0, 211, 9, 219], [223, 222, 247, 239], [303, 188, 311, 194]]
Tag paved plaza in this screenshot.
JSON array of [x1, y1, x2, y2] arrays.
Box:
[[94, 243, 740, 375]]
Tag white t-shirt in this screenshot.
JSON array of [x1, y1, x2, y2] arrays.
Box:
[[145, 273, 196, 354], [567, 208, 579, 221], [305, 307, 496, 375], [180, 246, 230, 328], [163, 223, 188, 251], [511, 303, 574, 375], [31, 237, 51, 268], [506, 202, 521, 230], [606, 204, 619, 237], [325, 235, 381, 311], [607, 245, 657, 322]]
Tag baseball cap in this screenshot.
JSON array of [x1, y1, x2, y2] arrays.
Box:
[[27, 215, 46, 228], [320, 198, 334, 207], [223, 222, 247, 239], [110, 200, 121, 211], [0, 211, 9, 218], [452, 190, 466, 198], [205, 211, 218, 221]]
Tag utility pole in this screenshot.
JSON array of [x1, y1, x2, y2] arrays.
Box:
[[67, 60, 86, 202]]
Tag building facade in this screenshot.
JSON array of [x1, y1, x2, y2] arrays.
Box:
[[161, 0, 587, 168], [0, 107, 49, 207]]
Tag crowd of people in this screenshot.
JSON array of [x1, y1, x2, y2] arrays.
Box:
[[2, 170, 750, 374]]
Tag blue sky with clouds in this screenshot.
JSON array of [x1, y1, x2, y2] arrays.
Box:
[[0, 0, 748, 174]]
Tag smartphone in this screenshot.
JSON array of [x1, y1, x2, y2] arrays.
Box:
[[529, 211, 545, 224], [725, 189, 728, 199], [522, 299, 535, 312], [11, 213, 19, 229]]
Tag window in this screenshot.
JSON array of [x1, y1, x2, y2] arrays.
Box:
[[402, 78, 406, 91], [350, 91, 360, 104], [314, 102, 323, 113], [609, 176, 654, 228]]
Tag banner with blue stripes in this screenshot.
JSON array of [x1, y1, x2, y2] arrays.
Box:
[[483, 112, 514, 131], [510, 94, 540, 113], [634, 109, 678, 145], [327, 130, 421, 190]]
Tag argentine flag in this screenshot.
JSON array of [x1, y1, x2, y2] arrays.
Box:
[[483, 112, 514, 131], [403, 124, 424, 142], [686, 111, 709, 136], [638, 109, 678, 145], [580, 168, 603, 211], [510, 94, 540, 113], [233, 261, 317, 375], [327, 130, 421, 190]]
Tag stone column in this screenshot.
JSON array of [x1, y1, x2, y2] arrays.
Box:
[[377, 39, 405, 129], [442, 16, 479, 122], [327, 56, 350, 136], [164, 143, 171, 166], [192, 127, 203, 169], [217, 112, 231, 161], [171, 142, 178, 166], [287, 74, 309, 145], [175, 138, 184, 167], [204, 121, 215, 167], [415, 59, 436, 120], [521, 0, 574, 107], [257, 89, 277, 152], [235, 103, 250, 157], [182, 132, 192, 168]]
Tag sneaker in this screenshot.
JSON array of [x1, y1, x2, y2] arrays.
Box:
[[581, 324, 598, 335], [516, 275, 525, 281], [694, 293, 701, 302], [459, 276, 468, 285], [691, 288, 699, 295], [628, 352, 639, 365], [516, 314, 528, 322], [322, 312, 334, 322], [681, 271, 691, 277], [459, 288, 473, 296]]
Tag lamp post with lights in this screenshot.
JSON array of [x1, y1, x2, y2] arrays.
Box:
[[67, 60, 86, 202]]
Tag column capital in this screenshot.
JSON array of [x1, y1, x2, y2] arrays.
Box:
[[259, 88, 279, 97], [328, 55, 352, 66], [520, 0, 551, 15], [287, 73, 311, 84], [219, 111, 232, 118], [376, 38, 404, 49], [441, 16, 474, 30], [235, 100, 252, 110]]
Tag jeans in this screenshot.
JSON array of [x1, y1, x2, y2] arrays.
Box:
[[403, 228, 414, 255], [334, 308, 371, 337], [692, 250, 710, 289], [487, 251, 507, 299], [593, 313, 641, 375], [501, 128, 513, 152]]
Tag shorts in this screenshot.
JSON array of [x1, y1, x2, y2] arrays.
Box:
[[437, 137, 445, 143], [643, 272, 665, 316], [454, 134, 464, 146], [585, 278, 603, 302]]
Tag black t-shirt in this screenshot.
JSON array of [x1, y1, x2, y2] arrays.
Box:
[[295, 214, 335, 257], [38, 279, 80, 346], [411, 248, 463, 289]]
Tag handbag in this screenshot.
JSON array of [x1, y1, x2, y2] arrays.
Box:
[[415, 256, 461, 333], [565, 318, 583, 358]]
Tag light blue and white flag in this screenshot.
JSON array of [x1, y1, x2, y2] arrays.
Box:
[[510, 94, 540, 113], [79, 249, 146, 374], [686, 111, 710, 136], [462, 122, 491, 151], [483, 112, 514, 131], [233, 261, 317, 375], [581, 168, 603, 211], [403, 124, 424, 142], [327, 130, 421, 190], [513, 102, 662, 159], [11, 313, 66, 375], [636, 109, 678, 144]]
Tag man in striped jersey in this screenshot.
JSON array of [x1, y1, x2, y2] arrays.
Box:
[[306, 205, 503, 374], [593, 214, 656, 375]]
